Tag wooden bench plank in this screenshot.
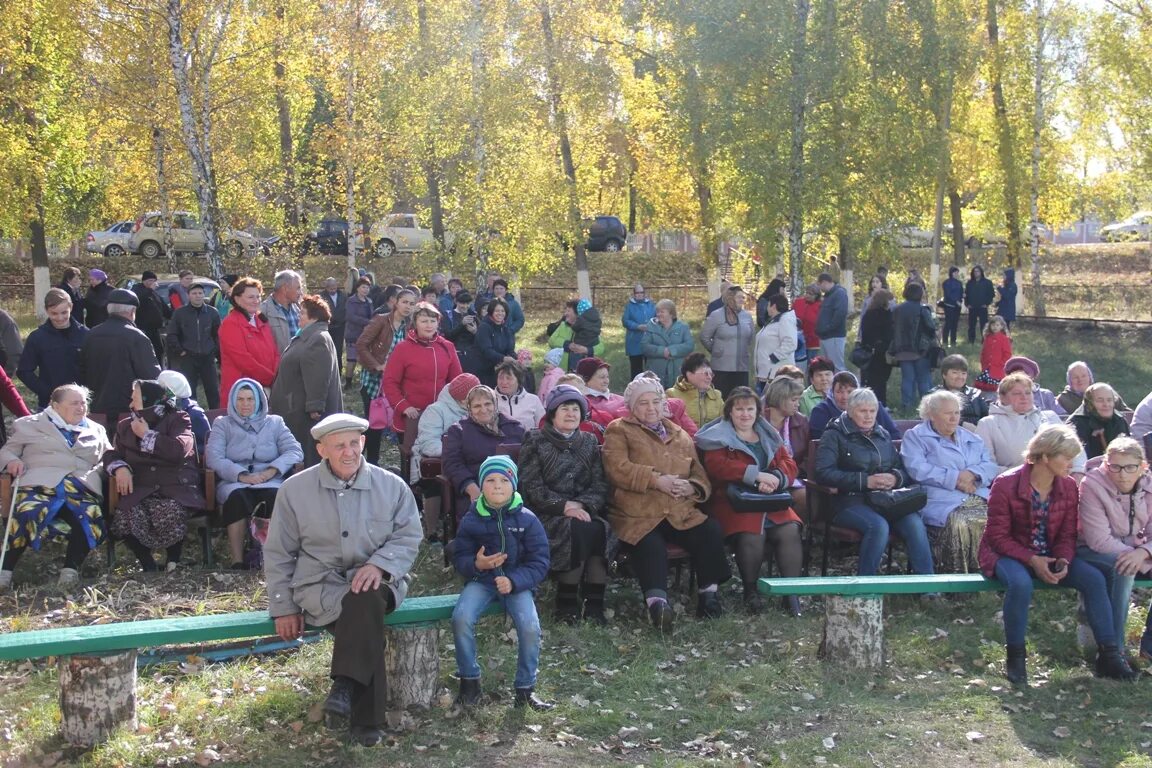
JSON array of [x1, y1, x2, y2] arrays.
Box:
[[759, 574, 1152, 596], [0, 593, 497, 662]]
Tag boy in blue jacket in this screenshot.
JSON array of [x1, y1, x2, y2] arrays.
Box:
[[452, 455, 553, 711]]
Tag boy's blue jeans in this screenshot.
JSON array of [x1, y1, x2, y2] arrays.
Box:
[[994, 556, 1117, 647], [452, 580, 542, 689]]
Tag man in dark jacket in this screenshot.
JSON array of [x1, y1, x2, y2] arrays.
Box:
[[964, 265, 995, 344], [445, 291, 484, 377], [80, 288, 161, 424], [940, 266, 964, 347], [18, 288, 88, 410], [133, 270, 171, 365], [166, 283, 222, 408], [319, 277, 348, 372], [814, 272, 848, 372], [84, 269, 114, 328]]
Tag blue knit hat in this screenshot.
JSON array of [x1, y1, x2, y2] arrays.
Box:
[[576, 298, 592, 314], [479, 455, 518, 491]]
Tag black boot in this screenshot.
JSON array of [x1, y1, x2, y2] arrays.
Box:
[[1096, 644, 1139, 681], [513, 687, 555, 711], [648, 598, 674, 631], [1005, 644, 1027, 685], [553, 583, 581, 625], [581, 582, 607, 626], [323, 676, 356, 729], [742, 584, 764, 615], [781, 595, 802, 618], [457, 677, 482, 706], [349, 725, 383, 747], [696, 590, 723, 619]]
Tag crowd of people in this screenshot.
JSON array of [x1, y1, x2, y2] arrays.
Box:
[[2, 261, 1151, 743]]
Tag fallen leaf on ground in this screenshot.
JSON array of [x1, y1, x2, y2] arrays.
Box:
[[965, 731, 985, 742], [1053, 727, 1071, 739]]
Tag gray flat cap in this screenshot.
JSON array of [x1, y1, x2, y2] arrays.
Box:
[[310, 413, 369, 440]]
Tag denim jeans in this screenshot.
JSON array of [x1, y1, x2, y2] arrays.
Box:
[[993, 556, 1117, 647], [899, 357, 933, 412], [833, 502, 935, 576], [452, 580, 542, 689], [821, 337, 847, 372], [1076, 546, 1136, 645]]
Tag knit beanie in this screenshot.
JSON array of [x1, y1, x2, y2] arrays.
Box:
[[576, 298, 592, 314], [575, 356, 609, 383], [623, 374, 666, 411], [544, 348, 564, 367], [479, 455, 518, 491], [545, 385, 589, 421], [447, 373, 481, 402]]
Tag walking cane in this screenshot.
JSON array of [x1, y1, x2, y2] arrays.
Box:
[[0, 475, 20, 568]]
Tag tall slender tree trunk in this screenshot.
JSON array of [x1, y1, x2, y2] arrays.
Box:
[[29, 202, 50, 321], [683, 65, 717, 288], [273, 1, 299, 231], [539, 0, 590, 299], [416, 0, 445, 247], [468, 0, 489, 288], [1028, 0, 1047, 316], [986, 0, 1022, 268], [787, 0, 811, 299], [930, 79, 953, 303], [949, 190, 965, 266], [152, 126, 176, 270], [344, 0, 361, 270]]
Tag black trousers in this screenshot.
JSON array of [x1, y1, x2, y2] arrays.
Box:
[[942, 305, 961, 346], [967, 305, 989, 343], [329, 324, 346, 370], [142, 327, 165, 367], [328, 585, 395, 727], [220, 487, 279, 526], [176, 352, 220, 409], [1, 506, 92, 571], [625, 518, 731, 596], [628, 355, 645, 379]]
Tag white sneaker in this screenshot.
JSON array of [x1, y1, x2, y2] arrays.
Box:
[[166, 560, 178, 574], [57, 568, 80, 588], [0, 570, 12, 591]]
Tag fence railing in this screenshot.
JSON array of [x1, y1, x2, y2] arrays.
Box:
[[519, 284, 712, 321]]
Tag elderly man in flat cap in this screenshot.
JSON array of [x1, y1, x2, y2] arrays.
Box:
[[263, 413, 423, 747], [79, 287, 161, 425]]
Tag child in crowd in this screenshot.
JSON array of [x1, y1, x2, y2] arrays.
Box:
[[973, 314, 1012, 395], [538, 348, 565, 403], [451, 456, 553, 711], [566, 299, 602, 372]]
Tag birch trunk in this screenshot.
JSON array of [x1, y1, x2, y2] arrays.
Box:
[[987, 0, 1023, 268], [344, 0, 361, 271], [786, 0, 811, 299], [1028, 0, 1048, 317], [469, 0, 490, 286], [273, 1, 299, 231], [384, 626, 440, 710], [152, 126, 175, 270], [30, 205, 50, 321], [931, 82, 953, 305], [819, 596, 885, 669], [416, 0, 445, 248], [59, 651, 138, 746]]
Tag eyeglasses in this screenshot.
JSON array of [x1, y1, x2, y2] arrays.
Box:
[[1106, 463, 1143, 475]]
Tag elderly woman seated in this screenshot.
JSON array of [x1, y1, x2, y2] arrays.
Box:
[[104, 380, 206, 572], [977, 425, 1137, 684], [494, 360, 545, 430], [519, 386, 613, 624], [205, 378, 304, 570], [1077, 436, 1152, 661], [157, 370, 211, 455], [1067, 382, 1131, 461], [666, 352, 724, 428], [411, 372, 480, 538], [928, 354, 989, 429], [1058, 361, 1129, 415], [814, 388, 935, 576], [809, 371, 901, 440], [901, 391, 1000, 573], [696, 387, 802, 616], [442, 384, 526, 521], [604, 375, 731, 630], [976, 372, 1086, 477], [0, 384, 111, 590]]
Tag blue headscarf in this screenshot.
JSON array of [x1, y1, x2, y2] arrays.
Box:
[[228, 377, 268, 430]]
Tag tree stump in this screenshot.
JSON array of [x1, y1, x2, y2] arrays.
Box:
[[384, 626, 440, 710], [819, 595, 885, 669], [59, 651, 138, 747]]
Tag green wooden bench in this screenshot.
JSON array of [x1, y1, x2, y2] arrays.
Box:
[[0, 593, 500, 747], [759, 575, 1152, 669]]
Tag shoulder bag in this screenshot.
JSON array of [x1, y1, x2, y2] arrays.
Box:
[[866, 484, 928, 522], [727, 484, 794, 513]]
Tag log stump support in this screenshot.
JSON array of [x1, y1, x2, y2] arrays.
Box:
[[384, 625, 440, 711], [58, 650, 138, 747], [819, 595, 885, 669]]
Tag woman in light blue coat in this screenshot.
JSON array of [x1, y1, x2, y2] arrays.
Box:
[[205, 377, 304, 569], [622, 284, 656, 379], [900, 390, 1000, 573], [641, 299, 695, 389]]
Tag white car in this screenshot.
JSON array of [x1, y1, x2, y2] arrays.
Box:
[[1100, 211, 1152, 243], [871, 223, 937, 248], [367, 213, 454, 259], [127, 211, 266, 258], [85, 221, 135, 257]]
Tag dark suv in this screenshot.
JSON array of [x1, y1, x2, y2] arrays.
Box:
[[306, 218, 355, 256], [585, 216, 627, 252]]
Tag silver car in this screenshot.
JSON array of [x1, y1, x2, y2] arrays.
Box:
[[1100, 211, 1152, 243], [85, 221, 135, 257], [127, 211, 265, 258]]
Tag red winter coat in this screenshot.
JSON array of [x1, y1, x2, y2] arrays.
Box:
[[793, 296, 822, 350], [219, 310, 281, 398], [381, 328, 462, 432], [977, 462, 1079, 577], [975, 331, 1012, 391], [702, 444, 800, 536]]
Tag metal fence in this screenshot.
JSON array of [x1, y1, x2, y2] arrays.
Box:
[[519, 284, 712, 321]]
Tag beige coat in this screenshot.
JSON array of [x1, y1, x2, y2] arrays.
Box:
[[603, 415, 711, 545], [0, 410, 110, 497], [263, 458, 423, 625]]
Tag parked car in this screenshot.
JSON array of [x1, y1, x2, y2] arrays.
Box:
[[585, 215, 627, 252], [85, 221, 135, 258], [1100, 211, 1152, 242], [871, 223, 937, 248], [127, 211, 266, 259], [305, 217, 364, 256], [367, 213, 453, 259], [115, 274, 222, 309]]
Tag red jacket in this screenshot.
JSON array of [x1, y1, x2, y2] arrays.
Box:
[[219, 310, 281, 398], [975, 332, 1012, 391], [793, 296, 822, 349], [702, 444, 800, 536], [978, 462, 1079, 578], [381, 329, 462, 432], [0, 365, 30, 420]]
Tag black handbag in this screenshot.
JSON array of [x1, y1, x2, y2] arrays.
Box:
[[726, 484, 794, 513], [867, 484, 928, 522], [849, 341, 873, 368]]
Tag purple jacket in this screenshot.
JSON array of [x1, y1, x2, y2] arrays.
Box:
[[441, 414, 526, 520]]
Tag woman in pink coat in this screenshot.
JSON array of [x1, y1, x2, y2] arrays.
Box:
[[381, 302, 462, 436]]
